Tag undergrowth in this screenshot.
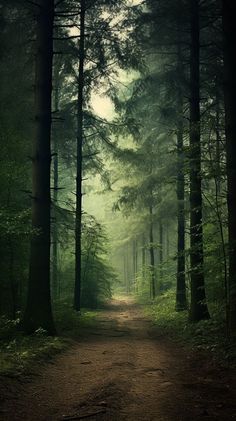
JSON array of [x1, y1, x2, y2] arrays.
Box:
[[142, 289, 234, 365], [0, 304, 97, 377]]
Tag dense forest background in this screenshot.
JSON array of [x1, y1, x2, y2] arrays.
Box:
[[1, 0, 236, 357]]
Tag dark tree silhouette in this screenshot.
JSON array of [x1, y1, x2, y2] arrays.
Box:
[[23, 0, 56, 334], [222, 0, 236, 338], [74, 0, 86, 311], [189, 0, 210, 321]]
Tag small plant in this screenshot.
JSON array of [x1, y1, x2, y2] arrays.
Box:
[[144, 289, 230, 364]]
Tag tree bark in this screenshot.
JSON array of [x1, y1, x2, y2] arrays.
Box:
[[189, 0, 210, 321], [159, 222, 163, 289], [125, 243, 130, 293], [133, 237, 138, 291], [52, 66, 60, 300], [176, 52, 187, 311], [215, 83, 221, 194], [23, 0, 55, 334], [149, 205, 156, 299], [222, 0, 236, 338], [74, 0, 85, 311], [142, 233, 146, 284], [166, 225, 169, 258], [133, 239, 136, 285], [123, 253, 126, 291]]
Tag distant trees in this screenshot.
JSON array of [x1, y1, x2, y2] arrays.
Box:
[[110, 0, 235, 332], [113, 108, 176, 297], [69, 0, 143, 310], [130, 0, 191, 308], [81, 215, 115, 308], [113, 0, 188, 303]]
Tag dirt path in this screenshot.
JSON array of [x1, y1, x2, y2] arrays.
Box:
[[1, 298, 236, 421]]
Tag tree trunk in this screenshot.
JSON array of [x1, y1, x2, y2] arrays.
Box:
[[123, 254, 126, 291], [133, 238, 138, 292], [214, 82, 228, 320], [176, 57, 187, 311], [222, 0, 236, 338], [142, 233, 146, 284], [74, 0, 85, 311], [215, 83, 221, 194], [23, 0, 55, 334], [9, 240, 17, 320], [189, 0, 210, 321], [133, 239, 136, 285], [166, 225, 169, 258], [52, 67, 60, 300], [159, 222, 163, 289], [149, 205, 156, 299], [126, 243, 130, 293]]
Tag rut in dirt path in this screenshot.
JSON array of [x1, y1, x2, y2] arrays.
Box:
[[1, 297, 236, 421]]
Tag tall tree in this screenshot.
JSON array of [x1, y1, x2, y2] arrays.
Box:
[[188, 0, 210, 321], [74, 0, 85, 311], [52, 61, 60, 299], [222, 0, 236, 338], [23, 0, 56, 334], [149, 202, 156, 299], [176, 42, 187, 311]]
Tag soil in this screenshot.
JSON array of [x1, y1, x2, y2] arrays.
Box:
[[0, 297, 236, 421]]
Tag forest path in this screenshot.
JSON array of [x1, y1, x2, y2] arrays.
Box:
[[1, 297, 236, 421]]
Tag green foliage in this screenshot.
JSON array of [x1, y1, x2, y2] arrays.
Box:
[[0, 4, 33, 318], [144, 289, 230, 362], [0, 209, 31, 238], [0, 305, 98, 375], [203, 222, 227, 302], [134, 266, 155, 300], [54, 302, 98, 337], [0, 325, 66, 376], [0, 315, 21, 340], [81, 216, 116, 308], [51, 209, 117, 309]]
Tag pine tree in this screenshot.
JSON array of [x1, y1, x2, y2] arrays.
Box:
[[222, 0, 236, 338], [188, 0, 210, 321], [74, 0, 86, 312], [23, 0, 56, 334]]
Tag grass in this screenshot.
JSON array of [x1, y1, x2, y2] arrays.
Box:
[[141, 289, 234, 365], [54, 301, 98, 338], [0, 303, 98, 377]]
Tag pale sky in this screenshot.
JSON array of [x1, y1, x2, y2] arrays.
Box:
[[91, 93, 115, 121]]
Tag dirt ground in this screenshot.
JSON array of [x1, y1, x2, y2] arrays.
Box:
[[1, 297, 236, 421]]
